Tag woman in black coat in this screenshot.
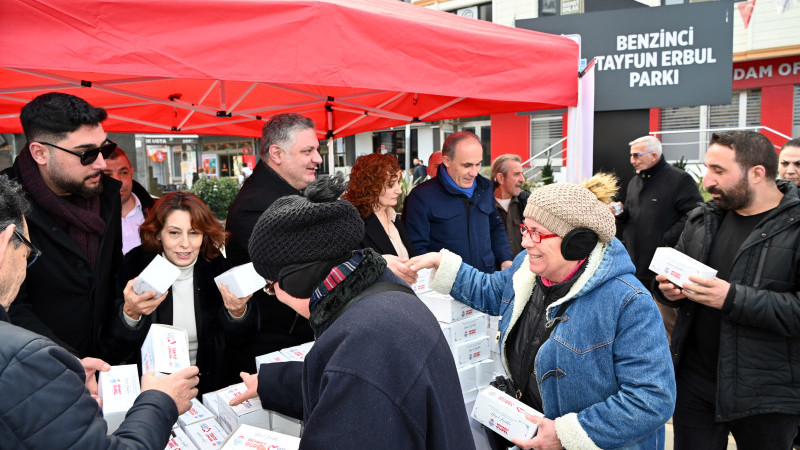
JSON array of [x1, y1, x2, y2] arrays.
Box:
[[342, 153, 416, 284], [110, 191, 258, 394]]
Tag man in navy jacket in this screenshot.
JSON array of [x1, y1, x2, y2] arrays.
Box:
[[403, 132, 512, 273], [0, 174, 200, 449]]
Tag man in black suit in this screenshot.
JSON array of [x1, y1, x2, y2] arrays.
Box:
[[225, 113, 322, 373]]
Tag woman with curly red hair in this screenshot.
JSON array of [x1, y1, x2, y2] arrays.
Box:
[[343, 153, 417, 283], [109, 191, 258, 393]]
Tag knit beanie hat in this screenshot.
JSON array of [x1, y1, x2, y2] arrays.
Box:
[[248, 174, 365, 285], [523, 173, 618, 243]]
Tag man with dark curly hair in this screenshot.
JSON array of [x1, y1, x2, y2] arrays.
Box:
[[1, 92, 123, 361]]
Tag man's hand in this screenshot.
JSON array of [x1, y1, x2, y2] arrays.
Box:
[[406, 252, 443, 272], [656, 274, 687, 302], [218, 284, 251, 318], [141, 366, 200, 414], [229, 372, 259, 407], [122, 278, 168, 320], [511, 414, 563, 450], [500, 260, 512, 270], [81, 357, 111, 407], [682, 275, 730, 309], [383, 254, 417, 285]]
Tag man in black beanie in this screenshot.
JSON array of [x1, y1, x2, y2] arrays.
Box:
[[230, 175, 475, 450]]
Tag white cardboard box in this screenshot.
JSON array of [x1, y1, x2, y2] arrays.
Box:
[[475, 358, 502, 388], [452, 336, 491, 368], [184, 418, 228, 450], [471, 386, 543, 442], [411, 268, 432, 294], [269, 411, 303, 437], [213, 262, 266, 298], [439, 322, 453, 347], [419, 291, 475, 323], [255, 351, 290, 372], [278, 341, 314, 362], [99, 364, 141, 434], [451, 312, 488, 344], [216, 383, 270, 433], [220, 424, 300, 450], [133, 254, 180, 297], [165, 428, 198, 450], [179, 398, 216, 428], [203, 390, 221, 417], [457, 363, 478, 395], [142, 324, 191, 375], [649, 247, 717, 289]]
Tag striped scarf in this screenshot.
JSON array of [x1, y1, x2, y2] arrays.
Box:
[[309, 250, 365, 312]]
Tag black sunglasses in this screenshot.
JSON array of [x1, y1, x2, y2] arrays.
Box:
[[35, 140, 116, 166], [12, 228, 42, 268]]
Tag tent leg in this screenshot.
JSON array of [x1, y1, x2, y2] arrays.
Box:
[[327, 137, 335, 176]]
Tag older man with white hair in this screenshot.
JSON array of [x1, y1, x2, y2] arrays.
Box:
[[612, 135, 702, 337]]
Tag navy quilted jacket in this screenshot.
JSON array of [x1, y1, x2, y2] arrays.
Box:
[[0, 308, 178, 449]]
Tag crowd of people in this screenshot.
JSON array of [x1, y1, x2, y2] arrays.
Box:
[[0, 90, 799, 450]]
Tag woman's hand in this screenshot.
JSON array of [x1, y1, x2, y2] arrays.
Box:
[[512, 414, 564, 450], [122, 278, 168, 320], [218, 284, 251, 318], [383, 254, 417, 285], [406, 252, 443, 272]]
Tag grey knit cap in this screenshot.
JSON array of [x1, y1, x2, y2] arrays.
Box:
[[248, 174, 364, 281], [523, 180, 616, 243]]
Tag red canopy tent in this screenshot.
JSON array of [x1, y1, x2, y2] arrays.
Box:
[[0, 0, 578, 140]]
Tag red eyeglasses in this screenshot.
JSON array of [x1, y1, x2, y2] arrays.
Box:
[[519, 224, 559, 243]]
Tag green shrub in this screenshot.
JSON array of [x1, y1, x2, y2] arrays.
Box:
[[190, 177, 240, 220]]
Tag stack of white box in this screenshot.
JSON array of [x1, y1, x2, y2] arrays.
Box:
[[245, 341, 315, 438], [412, 269, 506, 450]]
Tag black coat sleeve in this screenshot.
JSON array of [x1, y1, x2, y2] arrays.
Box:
[[257, 361, 305, 419]]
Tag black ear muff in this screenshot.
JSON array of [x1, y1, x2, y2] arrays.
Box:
[[561, 228, 598, 261]]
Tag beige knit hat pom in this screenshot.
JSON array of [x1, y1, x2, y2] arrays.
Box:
[[523, 173, 619, 243]]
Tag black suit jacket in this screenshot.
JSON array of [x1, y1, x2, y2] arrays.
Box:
[[360, 212, 415, 257], [224, 160, 315, 371]]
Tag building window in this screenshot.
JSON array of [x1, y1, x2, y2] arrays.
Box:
[[451, 2, 492, 22], [530, 114, 564, 163], [658, 89, 761, 162]]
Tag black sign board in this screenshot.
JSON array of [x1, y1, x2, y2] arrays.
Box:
[[517, 2, 733, 111]]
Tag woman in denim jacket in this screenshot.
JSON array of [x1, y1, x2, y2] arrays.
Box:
[[409, 174, 675, 450]]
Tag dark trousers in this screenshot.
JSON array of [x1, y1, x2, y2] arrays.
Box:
[[674, 368, 800, 450]]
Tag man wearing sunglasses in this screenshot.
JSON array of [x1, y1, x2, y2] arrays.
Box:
[[611, 135, 702, 339], [1, 92, 123, 362]]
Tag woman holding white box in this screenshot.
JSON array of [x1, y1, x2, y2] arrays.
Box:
[[108, 191, 258, 394], [409, 174, 676, 450]]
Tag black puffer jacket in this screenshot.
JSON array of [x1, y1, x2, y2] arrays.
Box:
[[657, 180, 800, 421]]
